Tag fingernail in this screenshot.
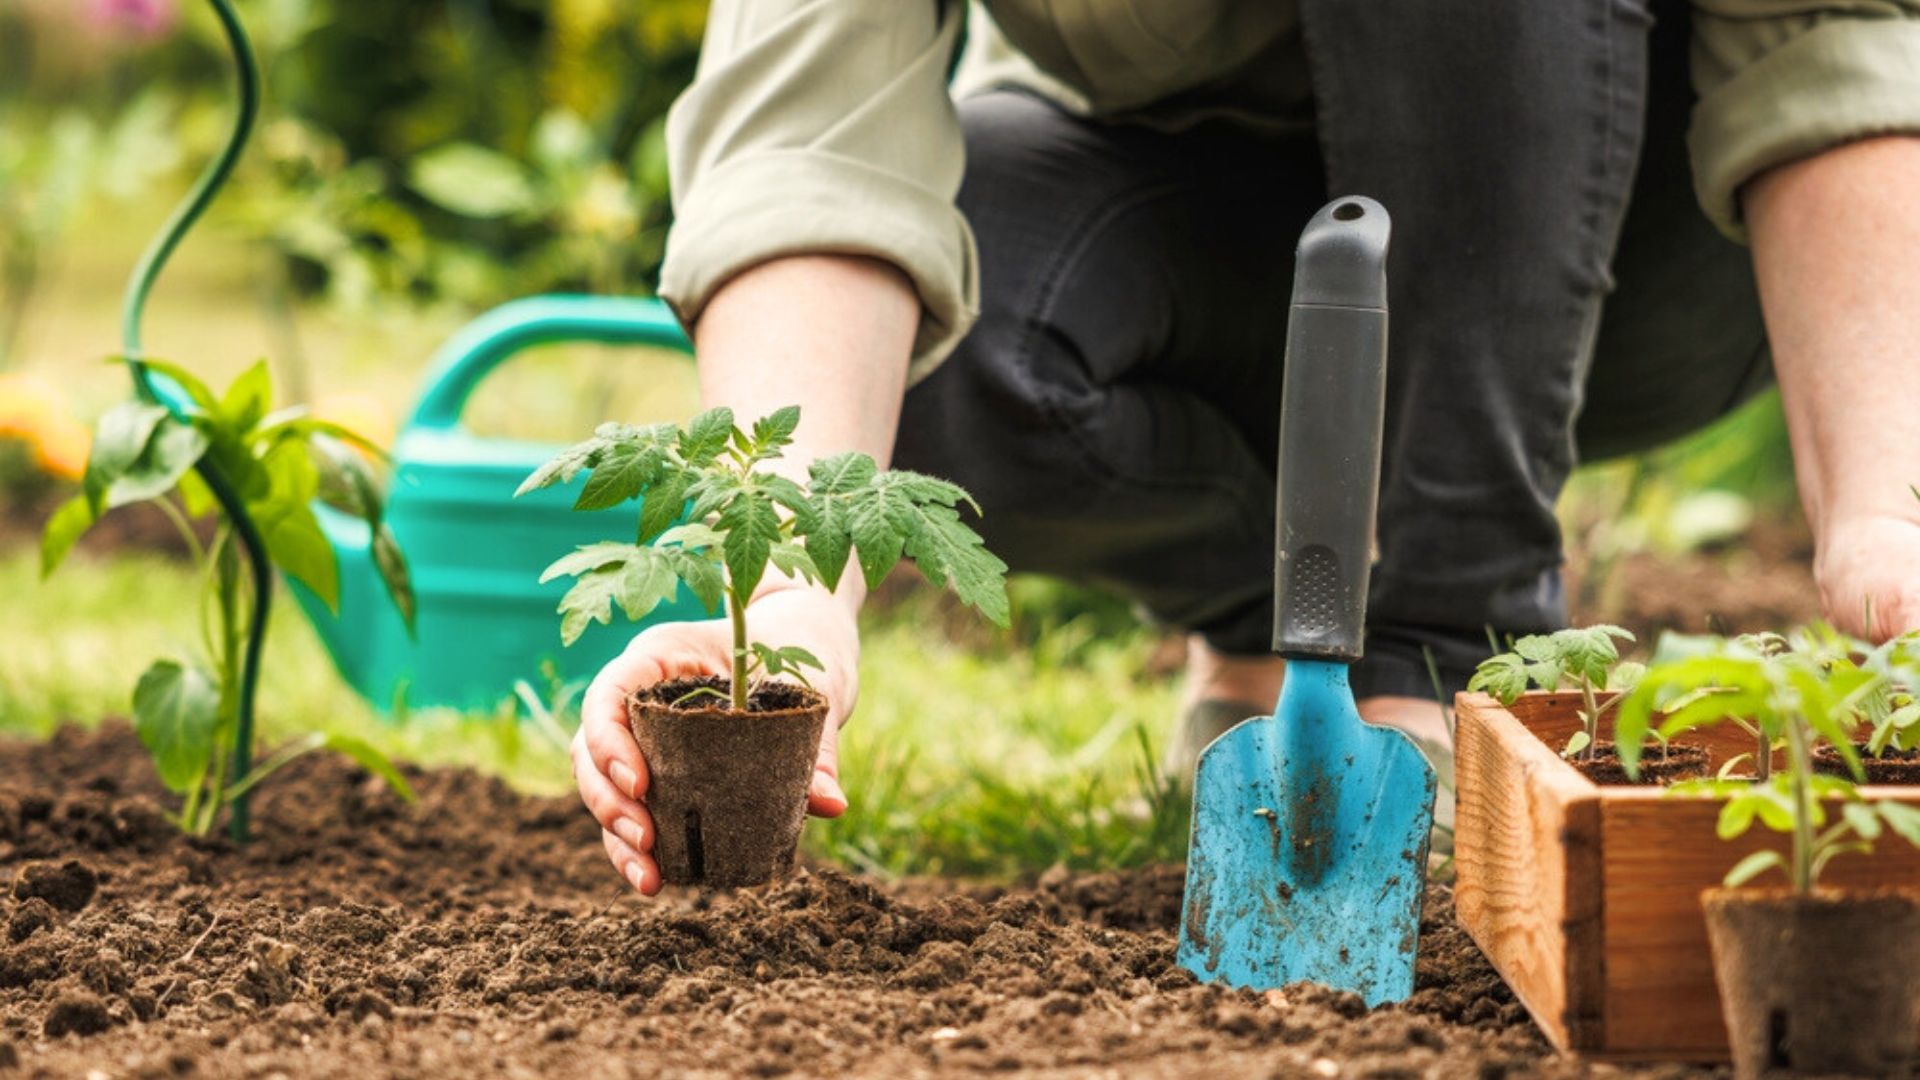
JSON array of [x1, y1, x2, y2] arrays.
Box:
[[624, 861, 648, 893], [614, 817, 648, 853], [608, 761, 638, 799]]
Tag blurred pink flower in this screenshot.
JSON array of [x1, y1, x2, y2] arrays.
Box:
[[87, 0, 178, 37]]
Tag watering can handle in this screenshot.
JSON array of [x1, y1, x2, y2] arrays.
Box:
[[406, 294, 692, 432], [1272, 197, 1390, 663]]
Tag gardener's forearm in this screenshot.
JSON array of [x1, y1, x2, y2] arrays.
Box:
[[1748, 136, 1920, 529], [694, 253, 920, 615], [1746, 135, 1920, 636]]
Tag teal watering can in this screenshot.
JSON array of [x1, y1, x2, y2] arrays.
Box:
[[292, 294, 712, 713]]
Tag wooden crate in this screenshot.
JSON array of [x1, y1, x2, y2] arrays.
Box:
[[1452, 690, 1920, 1062]]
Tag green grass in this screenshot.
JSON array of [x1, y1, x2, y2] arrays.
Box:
[[0, 541, 1191, 880]]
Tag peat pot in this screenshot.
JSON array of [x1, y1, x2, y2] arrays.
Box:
[[627, 677, 828, 888], [1701, 887, 1920, 1079], [1453, 690, 1920, 1061]]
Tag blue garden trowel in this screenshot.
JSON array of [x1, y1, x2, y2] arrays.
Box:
[[1177, 197, 1437, 1006]]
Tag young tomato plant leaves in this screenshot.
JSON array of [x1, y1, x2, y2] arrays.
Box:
[[525, 405, 1009, 712]]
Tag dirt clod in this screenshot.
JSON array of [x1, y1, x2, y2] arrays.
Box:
[[42, 991, 112, 1037], [10, 859, 98, 912]]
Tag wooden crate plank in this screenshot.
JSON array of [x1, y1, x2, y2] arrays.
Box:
[[1453, 694, 1605, 1051]]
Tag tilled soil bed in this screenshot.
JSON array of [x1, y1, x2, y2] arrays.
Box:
[[0, 725, 1716, 1079]]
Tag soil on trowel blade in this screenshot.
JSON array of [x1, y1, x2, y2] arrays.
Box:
[[0, 724, 1716, 1078]]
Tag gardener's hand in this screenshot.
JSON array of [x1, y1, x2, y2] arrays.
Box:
[[573, 584, 861, 895], [1815, 513, 1920, 641]]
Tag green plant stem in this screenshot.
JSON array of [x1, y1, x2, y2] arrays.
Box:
[[1784, 713, 1816, 894], [1579, 677, 1600, 763], [729, 587, 749, 712], [1755, 730, 1772, 782]]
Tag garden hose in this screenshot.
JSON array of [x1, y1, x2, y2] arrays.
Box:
[[120, 0, 269, 843]]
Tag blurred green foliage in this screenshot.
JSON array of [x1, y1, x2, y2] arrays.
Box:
[[2, 0, 707, 323]]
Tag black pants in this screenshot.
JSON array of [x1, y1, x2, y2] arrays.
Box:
[[894, 9, 1773, 699]]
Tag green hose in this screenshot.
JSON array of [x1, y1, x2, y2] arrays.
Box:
[[121, 0, 268, 843]]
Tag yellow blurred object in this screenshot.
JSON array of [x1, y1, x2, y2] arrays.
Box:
[[310, 391, 396, 449], [0, 372, 91, 481]]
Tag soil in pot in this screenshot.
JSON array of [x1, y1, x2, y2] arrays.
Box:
[[1566, 741, 1709, 786], [1702, 887, 1920, 1079], [627, 675, 827, 888], [1812, 743, 1920, 785]]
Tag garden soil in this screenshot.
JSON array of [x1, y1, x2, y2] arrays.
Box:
[[0, 726, 1721, 1079]]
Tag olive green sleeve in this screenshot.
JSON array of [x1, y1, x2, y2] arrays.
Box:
[[659, 0, 977, 382], [1691, 1, 1920, 241]]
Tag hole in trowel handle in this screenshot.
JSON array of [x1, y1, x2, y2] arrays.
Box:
[[1332, 201, 1365, 221]]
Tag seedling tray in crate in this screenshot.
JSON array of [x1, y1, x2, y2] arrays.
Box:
[[1452, 690, 1920, 1062]]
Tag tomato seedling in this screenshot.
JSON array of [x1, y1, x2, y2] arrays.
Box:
[[519, 405, 1010, 711], [1470, 625, 1645, 761], [1619, 630, 1920, 891], [41, 360, 417, 836]]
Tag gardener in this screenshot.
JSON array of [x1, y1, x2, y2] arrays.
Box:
[[574, 1, 1920, 895]]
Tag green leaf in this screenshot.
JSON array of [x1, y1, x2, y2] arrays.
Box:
[[611, 551, 682, 623], [409, 142, 541, 218], [897, 500, 1010, 626], [1842, 801, 1883, 841], [251, 441, 338, 608], [1879, 802, 1920, 848], [372, 524, 416, 634], [1717, 790, 1762, 839], [749, 642, 822, 684], [769, 541, 820, 586], [83, 400, 169, 503], [749, 405, 800, 456], [319, 733, 417, 804], [809, 451, 877, 495], [1722, 849, 1788, 888], [848, 489, 910, 591], [718, 489, 780, 600], [657, 523, 725, 552], [518, 432, 610, 496], [39, 494, 96, 577], [668, 549, 725, 612], [1562, 730, 1592, 759], [105, 418, 209, 508], [1607, 661, 1646, 693], [1512, 634, 1557, 664], [574, 438, 672, 511], [636, 469, 690, 544], [678, 407, 734, 465], [218, 359, 273, 433], [132, 660, 220, 794], [539, 541, 646, 583], [797, 499, 852, 591], [1468, 653, 1530, 705]]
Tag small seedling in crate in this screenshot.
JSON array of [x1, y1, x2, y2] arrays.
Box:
[[41, 361, 417, 835], [1470, 625, 1645, 761]]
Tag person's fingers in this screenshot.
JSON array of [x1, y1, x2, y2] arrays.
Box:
[[574, 732, 654, 848], [806, 717, 847, 818], [602, 827, 660, 896]]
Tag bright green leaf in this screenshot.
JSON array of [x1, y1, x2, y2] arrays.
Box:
[[1722, 849, 1787, 888], [218, 359, 273, 433], [39, 494, 96, 577], [409, 143, 541, 218]]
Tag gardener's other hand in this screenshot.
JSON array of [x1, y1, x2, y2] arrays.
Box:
[[1815, 513, 1920, 642], [572, 585, 861, 895]]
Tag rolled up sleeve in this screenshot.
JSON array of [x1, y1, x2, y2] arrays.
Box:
[[659, 0, 978, 382], [1691, 0, 1920, 240]]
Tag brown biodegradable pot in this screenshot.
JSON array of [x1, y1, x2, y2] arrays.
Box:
[[627, 676, 828, 888], [1812, 743, 1920, 786], [1568, 742, 1710, 786], [1701, 887, 1920, 1079]]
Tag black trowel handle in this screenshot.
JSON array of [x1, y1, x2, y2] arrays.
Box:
[[1273, 197, 1390, 663]]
